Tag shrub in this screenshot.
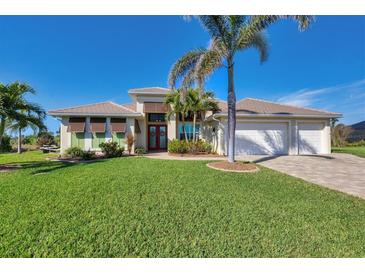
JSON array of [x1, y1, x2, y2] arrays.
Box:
[[23, 135, 37, 145], [168, 139, 189, 154], [168, 139, 213, 154], [37, 132, 55, 147], [189, 140, 212, 153], [99, 141, 124, 158], [347, 140, 365, 147], [135, 146, 146, 156], [54, 135, 60, 146], [65, 147, 84, 158], [0, 135, 12, 152], [81, 150, 95, 160]]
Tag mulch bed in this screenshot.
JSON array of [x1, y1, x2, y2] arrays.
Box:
[[0, 164, 22, 173], [207, 161, 259, 173]]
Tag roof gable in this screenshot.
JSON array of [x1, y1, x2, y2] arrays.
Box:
[[216, 98, 341, 117], [49, 101, 138, 116], [128, 87, 170, 95]]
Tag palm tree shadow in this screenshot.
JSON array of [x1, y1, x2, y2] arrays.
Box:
[[1, 158, 108, 175], [30, 162, 76, 175]]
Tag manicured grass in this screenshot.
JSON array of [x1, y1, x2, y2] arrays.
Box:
[[332, 146, 365, 158], [0, 152, 365, 257], [0, 151, 57, 164]]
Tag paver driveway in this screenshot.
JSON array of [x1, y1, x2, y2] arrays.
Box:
[[251, 153, 365, 199]]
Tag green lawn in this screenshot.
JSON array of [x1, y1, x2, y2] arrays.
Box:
[[332, 146, 365, 158], [0, 151, 365, 257], [0, 150, 58, 164]]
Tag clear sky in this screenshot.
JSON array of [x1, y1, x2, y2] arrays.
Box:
[[0, 16, 364, 133]]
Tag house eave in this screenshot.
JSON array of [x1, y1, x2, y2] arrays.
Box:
[[48, 112, 143, 118], [128, 91, 169, 96], [205, 112, 342, 121]]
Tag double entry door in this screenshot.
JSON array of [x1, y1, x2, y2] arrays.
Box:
[[148, 125, 167, 151]]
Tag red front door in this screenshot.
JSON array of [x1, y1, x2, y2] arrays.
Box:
[[148, 125, 167, 151]]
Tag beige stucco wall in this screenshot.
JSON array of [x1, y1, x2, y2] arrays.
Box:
[[167, 113, 176, 141], [135, 118, 146, 149], [60, 117, 70, 154], [126, 117, 135, 152]]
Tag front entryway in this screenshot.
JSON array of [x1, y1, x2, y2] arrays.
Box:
[[148, 125, 167, 151]]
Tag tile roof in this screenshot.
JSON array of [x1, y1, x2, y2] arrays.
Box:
[[49, 101, 139, 116], [121, 103, 136, 112], [216, 98, 341, 117]]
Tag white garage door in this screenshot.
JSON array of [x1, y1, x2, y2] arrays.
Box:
[[234, 122, 289, 155], [298, 123, 324, 154]]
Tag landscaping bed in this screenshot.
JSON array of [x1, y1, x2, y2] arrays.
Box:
[[168, 152, 222, 157], [207, 161, 259, 172]]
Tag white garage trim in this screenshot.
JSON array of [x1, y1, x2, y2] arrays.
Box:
[[297, 121, 326, 154], [233, 120, 290, 155]]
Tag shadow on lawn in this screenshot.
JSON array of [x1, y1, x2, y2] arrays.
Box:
[[0, 158, 109, 175]]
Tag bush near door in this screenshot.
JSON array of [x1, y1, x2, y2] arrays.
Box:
[[168, 139, 212, 154]]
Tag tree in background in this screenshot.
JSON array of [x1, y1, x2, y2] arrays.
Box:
[[0, 82, 46, 153], [331, 124, 353, 147], [169, 16, 314, 163], [37, 132, 56, 147]]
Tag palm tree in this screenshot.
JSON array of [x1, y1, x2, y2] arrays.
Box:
[[185, 88, 219, 142], [168, 16, 314, 163], [8, 110, 46, 153], [0, 82, 46, 152], [165, 88, 189, 141]]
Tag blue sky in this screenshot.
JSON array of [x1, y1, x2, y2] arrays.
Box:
[[0, 16, 364, 133]]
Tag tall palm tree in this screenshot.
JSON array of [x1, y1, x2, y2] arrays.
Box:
[[185, 88, 219, 142], [0, 82, 46, 151], [165, 88, 189, 141], [169, 16, 314, 163]]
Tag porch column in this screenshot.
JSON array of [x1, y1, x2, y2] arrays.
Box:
[[105, 117, 112, 142], [84, 117, 92, 151], [126, 117, 135, 153]]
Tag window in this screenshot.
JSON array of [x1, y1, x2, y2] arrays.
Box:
[[179, 123, 200, 141], [92, 132, 105, 149], [71, 132, 85, 149], [148, 113, 166, 122], [112, 132, 125, 148]]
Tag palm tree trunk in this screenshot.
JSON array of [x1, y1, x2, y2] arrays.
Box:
[[192, 112, 197, 142], [182, 115, 188, 142], [0, 117, 5, 147], [17, 127, 22, 154], [227, 56, 236, 163]]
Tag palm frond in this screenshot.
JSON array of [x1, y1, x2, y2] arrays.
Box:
[[228, 16, 246, 39], [236, 31, 269, 63], [194, 48, 224, 83], [168, 48, 207, 88], [197, 16, 231, 47], [249, 15, 315, 32]]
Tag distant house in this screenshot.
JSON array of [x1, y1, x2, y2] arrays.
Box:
[[49, 87, 341, 155], [348, 121, 365, 142]]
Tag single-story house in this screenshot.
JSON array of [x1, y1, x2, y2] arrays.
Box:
[[49, 87, 342, 155]]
